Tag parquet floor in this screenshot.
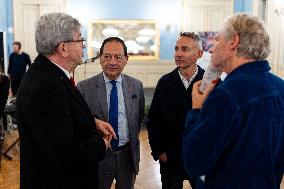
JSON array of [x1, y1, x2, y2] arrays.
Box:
[[0, 129, 283, 189]]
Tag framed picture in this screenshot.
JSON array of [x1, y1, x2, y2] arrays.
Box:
[[198, 31, 217, 52], [88, 20, 160, 60]]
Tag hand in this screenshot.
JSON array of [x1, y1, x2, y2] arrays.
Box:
[[192, 80, 217, 109], [102, 138, 111, 151], [159, 152, 167, 163], [94, 118, 117, 142]]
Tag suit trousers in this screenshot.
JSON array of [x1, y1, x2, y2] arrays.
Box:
[[160, 161, 196, 189], [98, 144, 135, 189]]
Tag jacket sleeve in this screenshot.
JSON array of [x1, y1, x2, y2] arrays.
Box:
[[147, 80, 167, 160], [27, 83, 106, 173], [182, 87, 240, 178]]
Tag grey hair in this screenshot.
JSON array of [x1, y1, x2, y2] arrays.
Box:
[[35, 13, 81, 56], [222, 13, 270, 60], [179, 32, 202, 49]]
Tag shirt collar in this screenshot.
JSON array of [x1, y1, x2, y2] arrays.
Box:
[[226, 60, 270, 79], [103, 72, 122, 84], [50, 60, 71, 79], [178, 66, 198, 87]]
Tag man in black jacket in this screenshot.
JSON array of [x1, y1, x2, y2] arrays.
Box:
[[147, 32, 205, 189], [8, 41, 31, 96], [16, 13, 115, 189]]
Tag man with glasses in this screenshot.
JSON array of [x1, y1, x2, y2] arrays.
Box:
[[16, 13, 115, 188], [147, 32, 204, 189], [78, 37, 145, 189]]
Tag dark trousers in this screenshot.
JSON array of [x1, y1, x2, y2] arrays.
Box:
[[160, 162, 196, 189], [10, 78, 22, 96], [98, 144, 135, 189]]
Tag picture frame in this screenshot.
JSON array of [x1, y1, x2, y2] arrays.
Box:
[[88, 19, 160, 60], [198, 31, 217, 52]]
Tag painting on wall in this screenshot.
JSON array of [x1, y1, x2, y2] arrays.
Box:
[[198, 31, 217, 51], [196, 31, 217, 69], [88, 20, 160, 60]]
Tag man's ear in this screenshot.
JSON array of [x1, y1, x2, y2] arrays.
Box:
[[229, 34, 240, 50], [123, 55, 129, 66], [57, 43, 68, 58], [197, 50, 203, 59]]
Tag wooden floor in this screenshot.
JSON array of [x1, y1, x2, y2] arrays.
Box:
[[0, 128, 283, 189]]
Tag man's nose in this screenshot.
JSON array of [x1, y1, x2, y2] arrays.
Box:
[[109, 57, 118, 64], [209, 47, 213, 54]]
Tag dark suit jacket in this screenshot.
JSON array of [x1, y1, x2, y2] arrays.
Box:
[[147, 66, 204, 174], [16, 54, 106, 189]]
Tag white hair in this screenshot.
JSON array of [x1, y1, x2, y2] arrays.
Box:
[[222, 13, 270, 60]]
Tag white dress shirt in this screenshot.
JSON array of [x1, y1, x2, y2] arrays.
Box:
[[178, 66, 198, 89]]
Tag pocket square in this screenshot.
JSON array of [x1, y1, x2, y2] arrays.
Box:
[[132, 94, 137, 99]]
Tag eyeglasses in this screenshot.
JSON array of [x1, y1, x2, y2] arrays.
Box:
[[55, 38, 86, 48], [101, 54, 126, 63]]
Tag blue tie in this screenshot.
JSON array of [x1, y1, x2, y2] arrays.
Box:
[[109, 80, 119, 150]]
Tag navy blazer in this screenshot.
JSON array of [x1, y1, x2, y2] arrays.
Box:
[[147, 66, 204, 173]]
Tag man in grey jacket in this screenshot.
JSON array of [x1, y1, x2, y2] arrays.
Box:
[[78, 37, 145, 189]]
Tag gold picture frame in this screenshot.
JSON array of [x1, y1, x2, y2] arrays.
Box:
[[88, 19, 160, 60]]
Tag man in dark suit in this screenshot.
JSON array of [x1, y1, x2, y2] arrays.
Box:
[[16, 13, 115, 189], [78, 37, 145, 189], [147, 32, 205, 189]]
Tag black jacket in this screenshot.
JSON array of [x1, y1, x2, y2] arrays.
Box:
[[147, 66, 204, 173], [16, 54, 106, 189], [0, 75, 10, 117]]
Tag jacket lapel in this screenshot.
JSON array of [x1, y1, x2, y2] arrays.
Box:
[[122, 75, 133, 124], [60, 73, 94, 118], [95, 73, 109, 121]]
